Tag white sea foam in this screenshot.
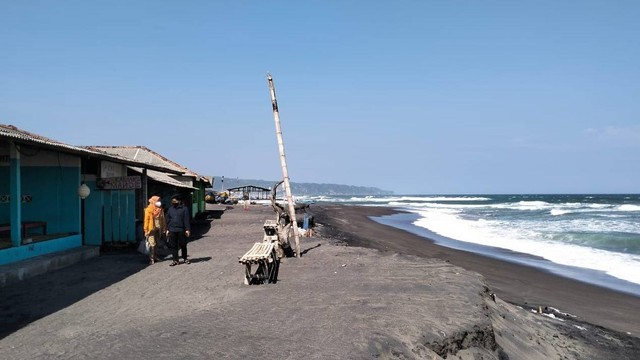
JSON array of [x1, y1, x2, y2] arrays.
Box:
[[550, 209, 572, 216], [410, 208, 640, 285], [410, 196, 492, 202], [559, 218, 639, 233], [549, 205, 621, 216], [619, 204, 640, 211], [346, 196, 407, 203], [346, 196, 491, 203], [395, 200, 621, 216], [318, 194, 640, 286], [388, 201, 483, 209]]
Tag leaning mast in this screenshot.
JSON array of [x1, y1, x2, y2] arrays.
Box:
[[267, 73, 301, 257]]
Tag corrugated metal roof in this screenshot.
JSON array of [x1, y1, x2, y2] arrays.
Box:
[[87, 146, 211, 186], [1, 124, 101, 155], [88, 146, 186, 172], [128, 167, 197, 190], [0, 124, 182, 174]]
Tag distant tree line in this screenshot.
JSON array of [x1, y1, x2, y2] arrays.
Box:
[[210, 177, 393, 196]]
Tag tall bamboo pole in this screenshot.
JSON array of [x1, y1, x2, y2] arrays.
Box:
[[267, 73, 301, 257]]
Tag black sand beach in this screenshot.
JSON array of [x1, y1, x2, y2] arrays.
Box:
[[313, 203, 640, 336], [1, 204, 639, 359]]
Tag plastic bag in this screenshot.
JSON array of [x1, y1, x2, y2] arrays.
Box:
[[137, 238, 150, 255]]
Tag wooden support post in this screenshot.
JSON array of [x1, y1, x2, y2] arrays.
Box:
[[267, 73, 301, 258], [9, 141, 22, 247]]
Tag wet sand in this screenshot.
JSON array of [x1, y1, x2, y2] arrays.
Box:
[[312, 203, 640, 336]]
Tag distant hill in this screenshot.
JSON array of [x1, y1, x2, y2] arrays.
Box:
[[210, 178, 393, 196]]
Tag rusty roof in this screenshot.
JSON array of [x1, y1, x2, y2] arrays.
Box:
[[0, 124, 182, 174], [128, 167, 197, 190], [86, 145, 210, 185]]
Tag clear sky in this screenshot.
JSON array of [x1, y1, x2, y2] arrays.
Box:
[[1, 1, 639, 194]]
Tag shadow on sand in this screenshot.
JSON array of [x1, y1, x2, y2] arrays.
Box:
[[0, 252, 148, 340], [0, 220, 215, 340], [188, 220, 212, 241], [188, 256, 212, 263], [301, 243, 322, 256]]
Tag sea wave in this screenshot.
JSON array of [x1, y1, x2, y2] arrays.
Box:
[[410, 208, 640, 285], [352, 196, 492, 203], [326, 194, 640, 288], [319, 194, 640, 286], [388, 201, 482, 209], [549, 204, 616, 216], [407, 196, 492, 202], [550, 209, 572, 216], [618, 204, 640, 211], [393, 200, 626, 216]]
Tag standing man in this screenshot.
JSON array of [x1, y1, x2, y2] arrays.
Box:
[[166, 195, 191, 266], [243, 192, 250, 211], [302, 212, 310, 237]]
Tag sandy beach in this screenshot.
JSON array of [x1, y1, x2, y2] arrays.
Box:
[[1, 204, 639, 359], [312, 204, 640, 336]]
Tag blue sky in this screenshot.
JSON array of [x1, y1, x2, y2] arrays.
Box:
[[1, 1, 639, 194]]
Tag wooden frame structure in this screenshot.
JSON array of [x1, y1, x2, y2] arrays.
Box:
[[226, 185, 271, 200], [239, 242, 278, 285], [238, 219, 284, 285]]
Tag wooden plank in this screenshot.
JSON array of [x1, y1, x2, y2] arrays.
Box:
[[239, 242, 275, 264]]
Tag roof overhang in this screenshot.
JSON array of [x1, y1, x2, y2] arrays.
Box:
[[227, 185, 272, 192], [128, 167, 197, 190], [0, 128, 182, 174]]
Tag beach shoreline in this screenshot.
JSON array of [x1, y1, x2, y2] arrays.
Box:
[[372, 210, 640, 298], [310, 203, 640, 336]]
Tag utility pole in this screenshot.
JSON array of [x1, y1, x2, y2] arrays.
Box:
[[267, 73, 301, 257]]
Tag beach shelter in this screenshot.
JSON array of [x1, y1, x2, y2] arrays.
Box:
[[0, 125, 181, 265], [83, 146, 212, 220]]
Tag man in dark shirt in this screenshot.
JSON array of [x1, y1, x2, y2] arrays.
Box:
[[165, 195, 191, 266]]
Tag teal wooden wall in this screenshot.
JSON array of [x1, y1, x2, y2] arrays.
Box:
[[21, 167, 80, 233], [0, 163, 82, 265], [83, 180, 102, 246], [0, 166, 80, 233], [83, 182, 136, 245], [113, 190, 136, 242], [0, 166, 8, 224]]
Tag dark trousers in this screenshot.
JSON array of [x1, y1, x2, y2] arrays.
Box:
[[168, 231, 188, 262]]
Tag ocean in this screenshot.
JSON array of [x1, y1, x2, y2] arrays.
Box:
[[303, 194, 640, 296]]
